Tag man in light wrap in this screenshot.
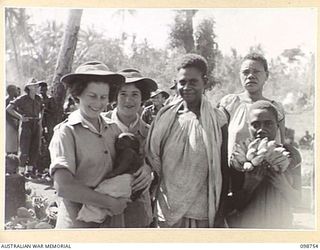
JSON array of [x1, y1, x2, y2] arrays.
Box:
[[146, 54, 228, 228]]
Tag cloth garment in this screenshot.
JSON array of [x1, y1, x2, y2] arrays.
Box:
[[41, 93, 57, 143], [49, 109, 121, 228], [219, 93, 285, 161], [227, 144, 301, 229], [146, 95, 227, 227], [19, 120, 41, 167], [10, 94, 43, 118], [102, 110, 153, 227], [77, 174, 133, 223], [158, 217, 209, 228]]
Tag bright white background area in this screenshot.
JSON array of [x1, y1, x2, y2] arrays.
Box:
[[27, 7, 317, 58]]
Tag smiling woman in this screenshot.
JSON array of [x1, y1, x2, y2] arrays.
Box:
[[102, 68, 158, 227], [48, 61, 133, 228], [75, 82, 110, 130]]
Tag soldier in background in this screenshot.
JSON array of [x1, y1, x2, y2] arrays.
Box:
[[6, 79, 42, 178], [141, 90, 169, 125]]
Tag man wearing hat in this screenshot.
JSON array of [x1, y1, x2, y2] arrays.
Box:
[[6, 78, 42, 178], [141, 89, 169, 125]]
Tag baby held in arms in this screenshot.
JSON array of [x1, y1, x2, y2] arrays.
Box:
[[77, 132, 143, 223]]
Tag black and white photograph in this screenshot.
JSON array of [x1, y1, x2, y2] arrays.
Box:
[[4, 6, 316, 234]]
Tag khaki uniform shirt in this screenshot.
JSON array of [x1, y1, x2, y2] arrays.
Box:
[[49, 110, 121, 228]]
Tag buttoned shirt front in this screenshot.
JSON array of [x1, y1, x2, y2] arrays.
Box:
[[10, 94, 42, 118], [49, 109, 121, 188]]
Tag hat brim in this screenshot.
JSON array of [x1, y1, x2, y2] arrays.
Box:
[[151, 91, 170, 99], [169, 83, 176, 90], [61, 72, 125, 86], [125, 77, 158, 92], [24, 82, 39, 88]]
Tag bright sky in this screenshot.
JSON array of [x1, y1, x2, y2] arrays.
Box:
[[27, 7, 317, 59]]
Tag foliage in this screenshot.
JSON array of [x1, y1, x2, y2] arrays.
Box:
[[6, 8, 64, 87], [194, 17, 217, 72], [281, 47, 305, 63], [5, 8, 315, 112], [169, 10, 197, 53], [74, 28, 127, 72]]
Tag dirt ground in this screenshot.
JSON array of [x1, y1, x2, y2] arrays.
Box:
[[25, 176, 315, 230]]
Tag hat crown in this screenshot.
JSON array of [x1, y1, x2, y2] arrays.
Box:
[[75, 61, 111, 74], [118, 68, 143, 79], [28, 78, 37, 84]]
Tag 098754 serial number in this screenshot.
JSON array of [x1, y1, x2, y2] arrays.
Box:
[[300, 244, 319, 248]]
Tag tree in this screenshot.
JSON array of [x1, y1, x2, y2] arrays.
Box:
[[52, 9, 83, 123], [194, 17, 218, 89], [281, 48, 304, 63], [169, 10, 197, 53], [208, 48, 242, 105], [5, 8, 34, 81]]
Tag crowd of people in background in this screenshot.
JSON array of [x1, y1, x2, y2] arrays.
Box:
[[5, 52, 307, 229]]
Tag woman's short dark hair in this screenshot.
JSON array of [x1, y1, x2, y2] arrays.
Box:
[[115, 82, 151, 102], [176, 53, 208, 76], [242, 53, 269, 73]]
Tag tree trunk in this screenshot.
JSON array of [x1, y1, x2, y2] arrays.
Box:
[[52, 9, 83, 123], [7, 13, 22, 79], [184, 10, 196, 53]]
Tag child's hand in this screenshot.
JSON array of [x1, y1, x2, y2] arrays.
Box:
[[132, 163, 152, 193]]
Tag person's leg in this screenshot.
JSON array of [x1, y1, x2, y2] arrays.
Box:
[[19, 122, 31, 173], [29, 121, 41, 174]]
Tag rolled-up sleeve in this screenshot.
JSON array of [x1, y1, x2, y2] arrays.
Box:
[[49, 124, 77, 176]]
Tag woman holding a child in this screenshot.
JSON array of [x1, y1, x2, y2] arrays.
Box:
[[102, 68, 158, 228], [49, 62, 154, 228]]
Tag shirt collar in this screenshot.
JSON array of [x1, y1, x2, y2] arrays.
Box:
[[111, 108, 140, 133], [67, 109, 113, 129]]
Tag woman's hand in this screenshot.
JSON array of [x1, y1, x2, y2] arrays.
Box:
[[106, 196, 131, 215], [132, 163, 152, 193]]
